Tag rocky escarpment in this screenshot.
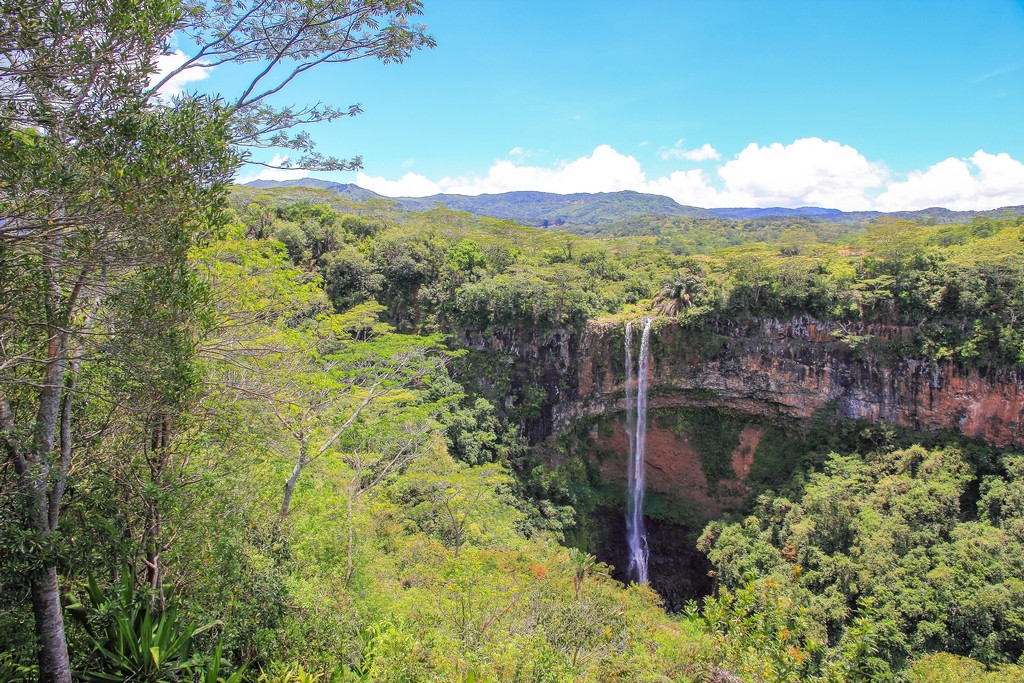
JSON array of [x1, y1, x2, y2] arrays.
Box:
[[470, 314, 1024, 603], [558, 316, 1024, 448]]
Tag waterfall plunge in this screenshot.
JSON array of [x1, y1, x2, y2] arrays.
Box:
[[625, 318, 652, 584]]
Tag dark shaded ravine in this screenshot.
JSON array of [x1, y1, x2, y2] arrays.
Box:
[[590, 506, 713, 611], [572, 410, 757, 609]]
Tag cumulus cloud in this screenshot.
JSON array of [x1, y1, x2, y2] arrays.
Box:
[[659, 140, 721, 161], [150, 50, 210, 99], [715, 138, 888, 210], [684, 144, 722, 162], [441, 144, 646, 196], [330, 139, 1024, 211], [235, 155, 308, 184], [641, 170, 721, 208], [356, 171, 441, 197], [876, 151, 1024, 211]]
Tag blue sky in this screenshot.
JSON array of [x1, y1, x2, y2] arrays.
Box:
[[163, 0, 1024, 210]]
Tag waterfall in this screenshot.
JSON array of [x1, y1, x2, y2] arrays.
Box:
[[625, 318, 652, 584]]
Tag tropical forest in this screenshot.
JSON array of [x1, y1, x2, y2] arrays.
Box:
[[3, 1, 1024, 683]]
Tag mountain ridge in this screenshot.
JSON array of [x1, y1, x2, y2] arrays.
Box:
[[243, 178, 1024, 227]]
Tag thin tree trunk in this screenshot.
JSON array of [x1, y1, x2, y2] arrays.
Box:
[[345, 485, 355, 586], [279, 440, 308, 520], [145, 416, 169, 610], [145, 497, 163, 609], [31, 567, 71, 683], [49, 375, 75, 530], [2, 389, 72, 683], [29, 325, 72, 683]]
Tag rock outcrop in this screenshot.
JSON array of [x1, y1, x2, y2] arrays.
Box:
[[559, 316, 1024, 448]]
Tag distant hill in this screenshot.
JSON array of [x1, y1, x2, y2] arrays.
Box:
[[708, 205, 1024, 222], [391, 190, 712, 225], [242, 179, 1024, 228], [837, 206, 1024, 224], [708, 207, 845, 219], [243, 180, 711, 225], [244, 179, 384, 202]]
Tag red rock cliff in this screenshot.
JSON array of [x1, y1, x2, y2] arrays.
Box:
[[558, 316, 1024, 447]]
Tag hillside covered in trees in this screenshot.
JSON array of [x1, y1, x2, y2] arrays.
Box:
[[4, 1, 1024, 682]]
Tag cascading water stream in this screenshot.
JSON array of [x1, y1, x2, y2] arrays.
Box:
[[625, 318, 652, 584]]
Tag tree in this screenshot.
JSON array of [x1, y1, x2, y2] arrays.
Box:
[[1, 3, 236, 671], [701, 445, 1024, 677], [2, 0, 435, 677], [860, 218, 927, 267], [155, 0, 435, 172], [213, 299, 446, 521], [403, 463, 516, 558], [652, 268, 704, 316], [338, 405, 442, 583]]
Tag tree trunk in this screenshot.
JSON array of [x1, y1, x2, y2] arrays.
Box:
[[27, 313, 72, 682], [145, 415, 170, 610], [3, 381, 74, 683], [345, 486, 355, 586], [279, 441, 308, 520], [145, 498, 164, 610], [31, 567, 71, 683]]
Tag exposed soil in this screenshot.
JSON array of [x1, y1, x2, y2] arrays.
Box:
[[595, 419, 757, 519]]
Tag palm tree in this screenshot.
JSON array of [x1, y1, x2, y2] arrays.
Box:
[[652, 269, 704, 316], [568, 548, 599, 597]]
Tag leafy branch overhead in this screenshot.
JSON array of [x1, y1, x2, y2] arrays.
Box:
[[155, 0, 436, 171]]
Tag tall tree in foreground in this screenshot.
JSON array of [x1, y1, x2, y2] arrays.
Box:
[[1, 0, 434, 677], [1, 1, 236, 679]]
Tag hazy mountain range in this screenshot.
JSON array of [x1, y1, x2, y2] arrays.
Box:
[[244, 178, 1024, 227]]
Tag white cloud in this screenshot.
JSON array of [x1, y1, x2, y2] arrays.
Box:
[[441, 144, 646, 196], [235, 155, 308, 184], [645, 138, 887, 209], [150, 50, 210, 99], [876, 151, 1024, 211], [356, 171, 441, 197], [338, 140, 1024, 211], [507, 146, 540, 161], [641, 169, 722, 207], [715, 138, 888, 210], [684, 144, 721, 162], [659, 140, 721, 161]]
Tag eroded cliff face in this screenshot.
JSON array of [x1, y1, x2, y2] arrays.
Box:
[[593, 420, 762, 518], [456, 313, 1024, 528], [453, 324, 575, 444], [560, 316, 1024, 448], [515, 315, 1024, 602]]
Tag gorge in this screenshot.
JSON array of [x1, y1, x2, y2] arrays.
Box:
[[460, 310, 1024, 605]]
